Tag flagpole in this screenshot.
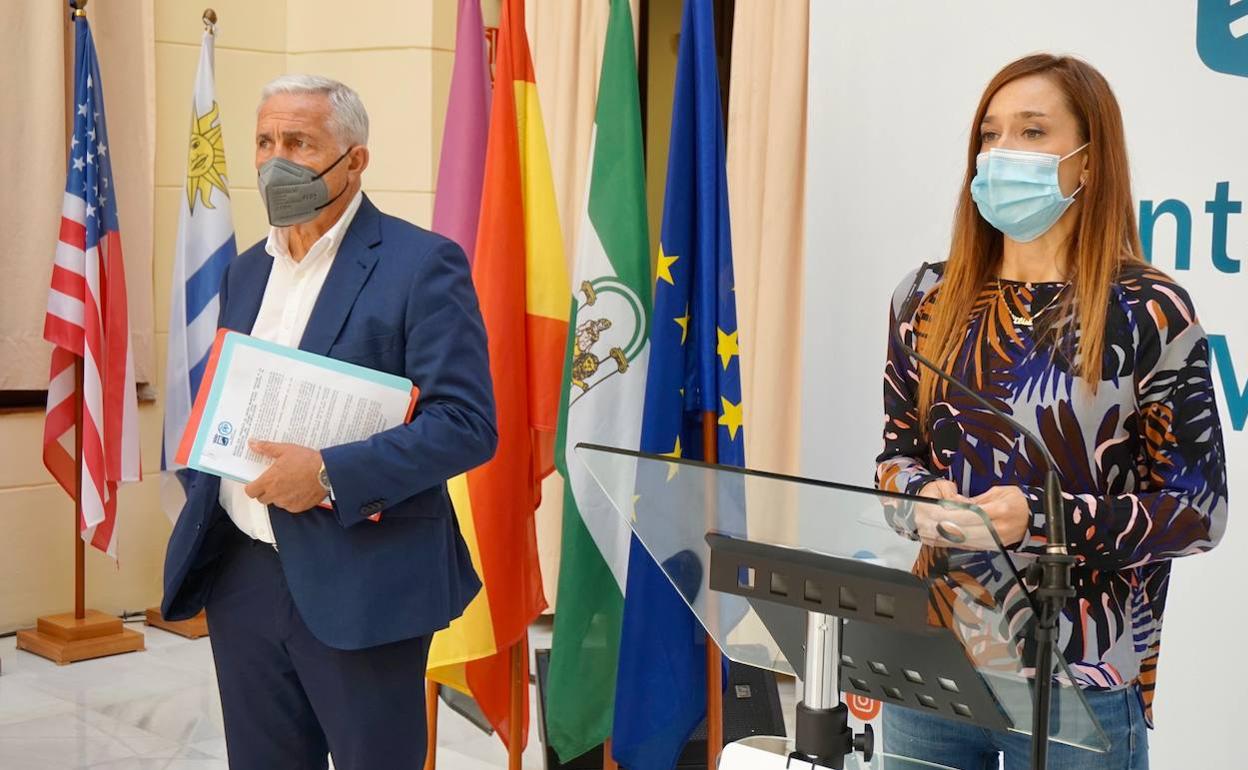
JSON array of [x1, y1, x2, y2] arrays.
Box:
[[69, 0, 88, 630], [508, 641, 524, 770], [423, 680, 439, 770], [74, 359, 86, 620], [144, 5, 218, 642], [701, 413, 724, 768]]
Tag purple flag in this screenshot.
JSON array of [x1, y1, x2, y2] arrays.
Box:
[[433, 0, 491, 265]]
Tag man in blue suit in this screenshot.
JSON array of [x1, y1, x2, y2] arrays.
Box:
[[161, 75, 495, 770]]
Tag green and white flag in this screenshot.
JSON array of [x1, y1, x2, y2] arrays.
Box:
[[546, 0, 651, 761]]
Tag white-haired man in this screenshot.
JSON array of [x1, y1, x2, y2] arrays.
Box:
[[161, 74, 495, 770]]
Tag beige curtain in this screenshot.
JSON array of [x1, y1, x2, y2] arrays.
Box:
[[0, 0, 155, 390], [726, 0, 808, 476], [527, 0, 640, 264], [523, 0, 639, 608], [0, 2, 67, 390]]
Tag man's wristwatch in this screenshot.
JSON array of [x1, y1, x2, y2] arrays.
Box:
[[318, 461, 333, 498]]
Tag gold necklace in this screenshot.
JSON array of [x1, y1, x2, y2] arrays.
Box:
[[997, 278, 1068, 327]]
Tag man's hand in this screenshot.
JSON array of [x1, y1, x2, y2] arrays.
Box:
[[244, 440, 326, 513]]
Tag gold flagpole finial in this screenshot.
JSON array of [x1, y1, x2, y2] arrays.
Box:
[[203, 8, 218, 34], [72, 0, 88, 19]]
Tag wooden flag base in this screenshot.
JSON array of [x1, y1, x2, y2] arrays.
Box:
[[16, 609, 145, 665], [144, 607, 209, 639]]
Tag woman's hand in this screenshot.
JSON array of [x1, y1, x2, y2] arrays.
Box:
[[919, 479, 962, 500], [913, 480, 1030, 549], [915, 480, 982, 546], [968, 485, 1031, 546]]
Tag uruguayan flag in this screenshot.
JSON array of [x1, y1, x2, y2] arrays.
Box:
[[162, 29, 236, 520]]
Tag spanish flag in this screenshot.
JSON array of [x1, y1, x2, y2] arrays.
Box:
[[426, 0, 569, 751]]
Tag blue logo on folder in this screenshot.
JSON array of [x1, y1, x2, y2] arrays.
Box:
[[1197, 0, 1248, 78]]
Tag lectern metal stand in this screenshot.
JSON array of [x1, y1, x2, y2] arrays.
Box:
[[573, 443, 1111, 770], [791, 611, 871, 769], [706, 532, 1016, 768]]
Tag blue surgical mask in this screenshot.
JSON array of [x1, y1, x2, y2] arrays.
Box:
[[970, 143, 1089, 243]]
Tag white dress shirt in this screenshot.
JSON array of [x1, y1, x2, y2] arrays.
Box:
[[220, 191, 364, 543]]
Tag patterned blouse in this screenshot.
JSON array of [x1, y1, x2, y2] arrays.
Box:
[[875, 261, 1228, 724]]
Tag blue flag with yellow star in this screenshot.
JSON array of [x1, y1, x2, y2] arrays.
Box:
[[610, 1, 743, 766]]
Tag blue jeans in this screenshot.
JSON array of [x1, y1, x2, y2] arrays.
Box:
[[882, 687, 1149, 769]]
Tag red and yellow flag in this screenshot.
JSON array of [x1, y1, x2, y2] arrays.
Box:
[[427, 0, 568, 751]]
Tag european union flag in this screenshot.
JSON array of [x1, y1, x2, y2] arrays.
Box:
[[611, 1, 744, 767]]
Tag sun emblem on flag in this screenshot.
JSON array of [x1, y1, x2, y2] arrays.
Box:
[[569, 278, 647, 407], [186, 102, 229, 212]]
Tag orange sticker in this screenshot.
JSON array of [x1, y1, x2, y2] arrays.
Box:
[[848, 693, 881, 721]]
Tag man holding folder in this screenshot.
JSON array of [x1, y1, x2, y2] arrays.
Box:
[[161, 75, 496, 770]]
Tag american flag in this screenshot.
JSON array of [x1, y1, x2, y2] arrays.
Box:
[[43, 11, 141, 558]]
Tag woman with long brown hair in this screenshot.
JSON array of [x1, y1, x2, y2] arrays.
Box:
[[876, 54, 1228, 768]]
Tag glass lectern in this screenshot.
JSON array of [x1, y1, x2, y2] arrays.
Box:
[[575, 444, 1109, 770]]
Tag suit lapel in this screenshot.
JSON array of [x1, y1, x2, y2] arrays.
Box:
[[298, 195, 383, 356], [223, 254, 272, 334]]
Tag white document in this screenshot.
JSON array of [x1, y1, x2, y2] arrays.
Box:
[[176, 330, 417, 485]]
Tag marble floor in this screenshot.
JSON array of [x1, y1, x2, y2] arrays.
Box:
[[0, 618, 549, 769], [0, 618, 797, 769]]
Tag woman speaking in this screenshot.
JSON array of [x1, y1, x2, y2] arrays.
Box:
[[876, 54, 1228, 769]]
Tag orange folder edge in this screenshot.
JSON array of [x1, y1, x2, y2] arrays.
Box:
[[174, 328, 231, 467]]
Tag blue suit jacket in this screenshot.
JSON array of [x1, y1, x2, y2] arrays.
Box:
[[161, 195, 494, 650]]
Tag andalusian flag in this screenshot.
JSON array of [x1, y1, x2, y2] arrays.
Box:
[[546, 0, 650, 761], [425, 0, 568, 751]]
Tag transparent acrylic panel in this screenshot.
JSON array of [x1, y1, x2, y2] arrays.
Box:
[[574, 444, 1110, 755]]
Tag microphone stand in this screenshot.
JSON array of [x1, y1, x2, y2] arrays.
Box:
[[893, 265, 1076, 770]]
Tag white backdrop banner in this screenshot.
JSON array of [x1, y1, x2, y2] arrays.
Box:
[[802, 1, 1245, 766]]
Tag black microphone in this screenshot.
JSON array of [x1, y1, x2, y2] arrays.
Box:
[[891, 262, 1075, 770]]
